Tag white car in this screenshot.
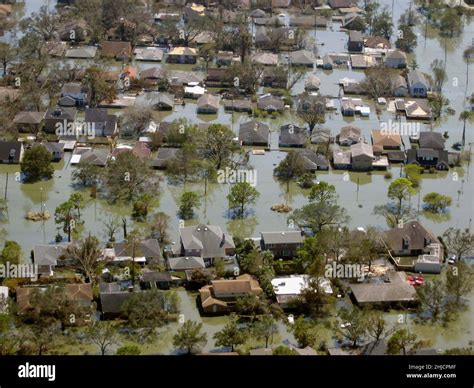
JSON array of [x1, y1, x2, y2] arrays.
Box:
[[448, 255, 457, 265]]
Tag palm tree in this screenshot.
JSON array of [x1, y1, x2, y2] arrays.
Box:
[[463, 46, 474, 95], [459, 110, 472, 148]]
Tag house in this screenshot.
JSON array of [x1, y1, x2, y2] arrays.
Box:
[[333, 149, 351, 169], [321, 55, 334, 70], [311, 128, 331, 144], [170, 71, 204, 86], [239, 121, 270, 147], [261, 231, 304, 259], [251, 52, 279, 66], [199, 274, 263, 314], [197, 94, 220, 114], [404, 100, 432, 120], [419, 131, 445, 150], [84, 108, 118, 137], [72, 148, 109, 167], [151, 147, 179, 169], [289, 50, 316, 67], [223, 99, 252, 113], [407, 70, 430, 98], [44, 107, 77, 134], [33, 244, 67, 276], [350, 54, 376, 69], [134, 47, 164, 62], [298, 149, 329, 171], [340, 99, 356, 116], [348, 31, 364, 52], [393, 75, 409, 97], [173, 224, 235, 265], [168, 256, 206, 271], [13, 111, 44, 133], [140, 271, 172, 290], [385, 50, 407, 68], [0, 141, 24, 164], [100, 41, 132, 61], [384, 221, 441, 257], [257, 95, 284, 112], [305, 74, 320, 91], [350, 271, 417, 306], [351, 142, 374, 170], [112, 239, 163, 265], [36, 142, 65, 162], [65, 283, 93, 308], [152, 93, 175, 110], [132, 142, 151, 160], [339, 125, 362, 146], [206, 68, 230, 87], [16, 287, 47, 315], [279, 124, 308, 148], [365, 36, 391, 50], [371, 130, 402, 151], [216, 51, 240, 66], [329, 0, 357, 8], [140, 67, 167, 83], [65, 46, 97, 59], [167, 47, 198, 64], [59, 83, 89, 108], [99, 282, 132, 319], [271, 275, 332, 308], [406, 148, 449, 170]]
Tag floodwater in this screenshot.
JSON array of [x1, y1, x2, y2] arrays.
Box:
[[0, 0, 473, 352]]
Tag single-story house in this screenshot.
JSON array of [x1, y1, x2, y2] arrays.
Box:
[[279, 124, 308, 148], [289, 50, 316, 67], [407, 70, 430, 98], [339, 125, 361, 146], [261, 231, 304, 259], [418, 131, 445, 150], [239, 120, 270, 147], [134, 47, 164, 62], [251, 52, 279, 66], [351, 142, 374, 171], [371, 129, 402, 151], [84, 108, 118, 137], [385, 50, 407, 69], [0, 141, 24, 164], [333, 149, 351, 169], [167, 47, 198, 64], [168, 256, 206, 271], [197, 94, 220, 114], [100, 41, 132, 61], [271, 275, 332, 308], [257, 95, 284, 112], [44, 107, 77, 134], [223, 99, 252, 113], [298, 149, 330, 171], [305, 74, 321, 91], [65, 46, 97, 59], [151, 147, 179, 169], [140, 271, 172, 290], [33, 244, 67, 276], [13, 111, 44, 133]]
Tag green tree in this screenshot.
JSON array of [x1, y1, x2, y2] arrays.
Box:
[[387, 178, 416, 217], [20, 145, 54, 183], [431, 59, 447, 92], [253, 314, 278, 348], [236, 294, 269, 322], [227, 182, 260, 218], [387, 328, 423, 355], [272, 345, 297, 355], [1, 241, 22, 265], [372, 9, 393, 40], [395, 24, 417, 53], [290, 316, 319, 348], [202, 124, 241, 171], [132, 194, 152, 221], [66, 234, 103, 285], [54, 200, 77, 242], [179, 191, 201, 220], [404, 164, 423, 188], [172, 320, 207, 355], [417, 279, 446, 322], [442, 228, 474, 261], [274, 151, 306, 193], [459, 110, 471, 148], [336, 307, 368, 348], [72, 161, 102, 188], [423, 192, 452, 213], [213, 314, 248, 352], [439, 7, 462, 37], [83, 66, 117, 107], [446, 262, 474, 305]]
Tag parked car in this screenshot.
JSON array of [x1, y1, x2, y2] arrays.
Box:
[[448, 255, 457, 265]]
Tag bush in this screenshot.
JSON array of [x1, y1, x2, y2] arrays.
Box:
[[116, 345, 141, 355], [384, 172, 392, 179]]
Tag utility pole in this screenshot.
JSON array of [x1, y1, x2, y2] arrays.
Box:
[[4, 172, 8, 200]]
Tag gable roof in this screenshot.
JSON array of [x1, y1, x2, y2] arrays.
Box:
[[100, 41, 132, 58], [179, 224, 235, 258], [239, 120, 270, 145], [261, 231, 303, 244], [351, 142, 374, 158], [419, 131, 445, 150], [168, 256, 206, 271], [13, 111, 44, 125], [407, 70, 429, 87], [384, 221, 439, 252], [65, 283, 93, 302], [113, 239, 162, 259], [197, 93, 220, 109], [371, 129, 402, 147]]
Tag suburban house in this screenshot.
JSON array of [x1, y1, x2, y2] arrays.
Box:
[[197, 94, 220, 114], [365, 36, 391, 50], [216, 51, 241, 66], [414, 243, 442, 274], [59, 83, 89, 107], [321, 54, 334, 70], [350, 271, 417, 306], [298, 149, 330, 171], [271, 275, 333, 308], [173, 224, 235, 266], [311, 128, 331, 144], [407, 70, 430, 98], [260, 231, 304, 259], [251, 52, 279, 66], [333, 149, 352, 169], [111, 239, 163, 265], [406, 148, 449, 170], [338, 125, 362, 146], [65, 46, 97, 59], [418, 131, 445, 150], [84, 108, 118, 137], [0, 141, 24, 164], [33, 244, 67, 276], [340, 99, 356, 116], [65, 283, 93, 309], [257, 94, 284, 112], [99, 282, 133, 319], [168, 256, 206, 271], [44, 107, 77, 134], [36, 142, 65, 162], [71, 148, 110, 167], [199, 274, 263, 314], [100, 41, 133, 61], [279, 124, 308, 148], [393, 75, 409, 97], [167, 47, 198, 64], [134, 47, 164, 61], [348, 31, 364, 52], [350, 142, 374, 171], [289, 50, 316, 67], [385, 50, 407, 68], [13, 111, 44, 133], [371, 129, 402, 153], [305, 74, 321, 91], [223, 99, 252, 113], [151, 147, 179, 169], [139, 67, 167, 84], [239, 120, 270, 147], [140, 271, 172, 290]]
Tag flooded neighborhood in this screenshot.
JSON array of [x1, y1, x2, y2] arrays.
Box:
[[0, 0, 473, 365]]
